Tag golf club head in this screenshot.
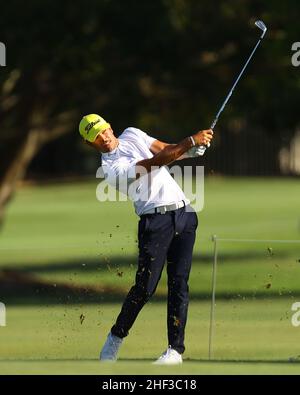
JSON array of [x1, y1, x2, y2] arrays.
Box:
[[255, 20, 267, 38]]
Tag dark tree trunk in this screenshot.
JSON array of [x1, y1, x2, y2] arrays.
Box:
[[0, 111, 76, 226]]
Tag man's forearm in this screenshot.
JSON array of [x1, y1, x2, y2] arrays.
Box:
[[137, 137, 193, 172], [151, 143, 187, 161]]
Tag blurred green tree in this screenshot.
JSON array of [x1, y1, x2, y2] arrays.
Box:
[[0, 0, 299, 223]]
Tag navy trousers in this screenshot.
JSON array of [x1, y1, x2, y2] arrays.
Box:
[[111, 206, 198, 354]]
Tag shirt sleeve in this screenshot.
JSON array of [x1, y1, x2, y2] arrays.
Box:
[[123, 127, 156, 149]]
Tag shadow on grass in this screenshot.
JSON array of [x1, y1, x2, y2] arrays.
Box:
[[0, 250, 296, 274], [0, 358, 299, 364], [0, 245, 298, 306], [1, 269, 299, 306]]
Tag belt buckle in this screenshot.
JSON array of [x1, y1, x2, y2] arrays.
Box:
[[160, 206, 167, 214]]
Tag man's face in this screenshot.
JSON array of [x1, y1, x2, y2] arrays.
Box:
[[90, 128, 117, 153]]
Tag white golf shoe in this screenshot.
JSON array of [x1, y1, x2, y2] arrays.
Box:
[[153, 346, 183, 365], [100, 332, 123, 362]]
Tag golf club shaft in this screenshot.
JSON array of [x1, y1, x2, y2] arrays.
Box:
[[199, 26, 266, 153], [210, 37, 263, 130]]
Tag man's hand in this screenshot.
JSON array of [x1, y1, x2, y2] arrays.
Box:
[[192, 129, 214, 146]]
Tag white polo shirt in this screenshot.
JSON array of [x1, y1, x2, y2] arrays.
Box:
[[101, 127, 189, 216]]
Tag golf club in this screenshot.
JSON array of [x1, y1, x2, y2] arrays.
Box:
[[199, 20, 267, 154]]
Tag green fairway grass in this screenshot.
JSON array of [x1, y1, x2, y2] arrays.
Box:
[[0, 302, 300, 374], [1, 177, 299, 254], [0, 177, 300, 374], [1, 360, 300, 375]]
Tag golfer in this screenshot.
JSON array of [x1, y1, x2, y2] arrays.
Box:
[[79, 114, 213, 364]]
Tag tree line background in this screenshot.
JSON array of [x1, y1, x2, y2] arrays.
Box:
[[0, 0, 299, 221]]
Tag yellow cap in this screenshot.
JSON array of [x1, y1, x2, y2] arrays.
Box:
[[79, 114, 111, 142]]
